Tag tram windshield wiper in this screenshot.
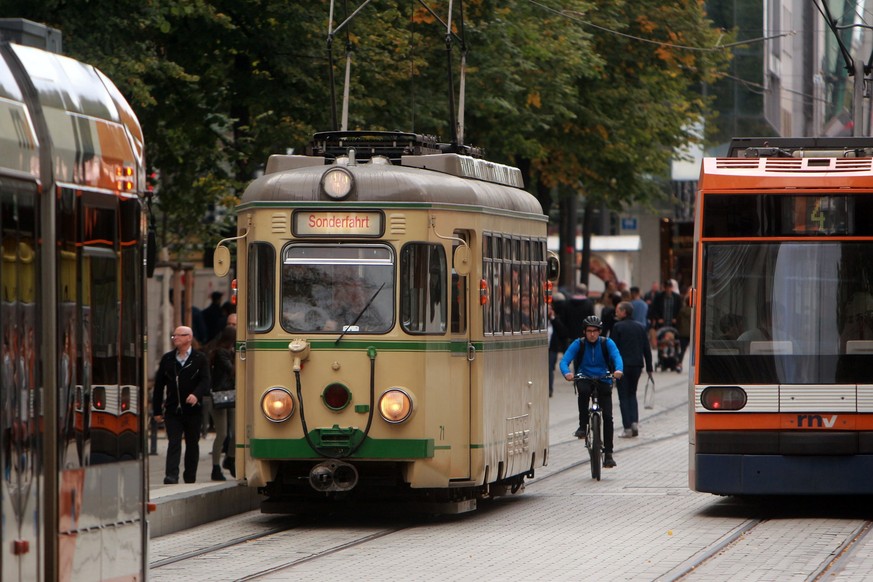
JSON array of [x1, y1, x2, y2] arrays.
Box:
[[334, 282, 385, 345]]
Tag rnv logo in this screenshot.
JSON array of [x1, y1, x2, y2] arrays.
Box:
[[796, 414, 838, 428]]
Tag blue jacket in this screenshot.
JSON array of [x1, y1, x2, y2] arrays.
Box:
[[560, 336, 623, 379]]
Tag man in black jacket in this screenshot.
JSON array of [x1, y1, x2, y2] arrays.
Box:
[[153, 326, 211, 484], [610, 302, 653, 437]]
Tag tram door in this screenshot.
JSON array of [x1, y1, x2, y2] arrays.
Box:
[[448, 232, 472, 479], [1, 181, 40, 582]]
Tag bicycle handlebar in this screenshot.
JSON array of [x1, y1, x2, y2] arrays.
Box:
[[573, 372, 614, 383]]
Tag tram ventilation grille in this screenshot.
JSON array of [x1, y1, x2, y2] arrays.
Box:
[[272, 213, 288, 233], [716, 158, 873, 172], [388, 213, 406, 235]]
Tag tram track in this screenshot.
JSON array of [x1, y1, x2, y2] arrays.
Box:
[[150, 515, 413, 580], [656, 517, 873, 581], [234, 525, 412, 581], [816, 521, 873, 580], [150, 522, 299, 569]]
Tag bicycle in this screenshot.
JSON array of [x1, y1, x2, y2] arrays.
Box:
[[574, 372, 614, 481]]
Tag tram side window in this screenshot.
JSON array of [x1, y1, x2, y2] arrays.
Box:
[[401, 243, 446, 334], [451, 232, 468, 335], [248, 242, 275, 332], [483, 235, 493, 334], [493, 236, 504, 334], [502, 237, 512, 332]]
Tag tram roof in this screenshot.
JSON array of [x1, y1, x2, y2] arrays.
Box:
[[0, 41, 144, 187], [240, 155, 544, 216]]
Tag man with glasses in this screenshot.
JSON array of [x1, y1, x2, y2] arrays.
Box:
[[560, 315, 624, 468], [153, 326, 211, 484]]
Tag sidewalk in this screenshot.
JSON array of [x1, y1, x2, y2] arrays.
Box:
[[147, 424, 260, 538]]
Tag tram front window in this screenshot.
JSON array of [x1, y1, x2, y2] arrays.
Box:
[[281, 244, 394, 333], [699, 241, 873, 384]]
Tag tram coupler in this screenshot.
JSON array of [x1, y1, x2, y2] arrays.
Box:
[[309, 460, 359, 493]]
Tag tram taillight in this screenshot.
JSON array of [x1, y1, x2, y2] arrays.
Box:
[[700, 386, 747, 411], [322, 383, 351, 411], [479, 279, 488, 305], [92, 387, 106, 410], [121, 386, 131, 412]]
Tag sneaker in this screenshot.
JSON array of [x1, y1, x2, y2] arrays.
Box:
[[603, 454, 617, 468], [163, 476, 178, 485], [618, 429, 633, 438], [574, 428, 586, 439], [631, 422, 639, 437]]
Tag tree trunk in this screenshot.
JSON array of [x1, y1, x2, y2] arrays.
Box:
[[558, 193, 577, 291], [580, 197, 595, 290]]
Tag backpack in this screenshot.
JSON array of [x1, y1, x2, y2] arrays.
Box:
[[574, 336, 614, 374]]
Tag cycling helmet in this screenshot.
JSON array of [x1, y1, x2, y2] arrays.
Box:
[[583, 315, 603, 329]]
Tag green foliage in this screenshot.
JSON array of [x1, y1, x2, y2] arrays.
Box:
[[0, 0, 730, 258]]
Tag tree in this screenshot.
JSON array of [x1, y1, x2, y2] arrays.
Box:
[[1, 0, 730, 273], [520, 0, 730, 286]]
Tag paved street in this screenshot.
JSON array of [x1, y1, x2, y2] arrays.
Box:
[[148, 362, 873, 581]]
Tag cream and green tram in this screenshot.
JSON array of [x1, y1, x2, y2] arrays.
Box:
[[220, 132, 555, 513]]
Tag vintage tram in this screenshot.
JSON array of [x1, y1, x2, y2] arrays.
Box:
[[216, 131, 556, 513]]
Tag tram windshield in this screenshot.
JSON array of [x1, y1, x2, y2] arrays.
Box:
[[698, 241, 873, 384], [281, 244, 393, 333]]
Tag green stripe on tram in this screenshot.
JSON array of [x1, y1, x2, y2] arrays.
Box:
[[240, 337, 546, 352], [251, 433, 435, 459]]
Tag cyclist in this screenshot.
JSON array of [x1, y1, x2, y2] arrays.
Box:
[[560, 315, 624, 468]]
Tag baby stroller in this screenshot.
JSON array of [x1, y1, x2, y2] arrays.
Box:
[[656, 326, 680, 372]]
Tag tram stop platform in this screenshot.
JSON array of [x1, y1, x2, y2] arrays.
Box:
[[148, 426, 260, 538]]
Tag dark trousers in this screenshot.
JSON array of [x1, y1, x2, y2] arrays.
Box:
[[164, 412, 201, 483], [577, 381, 615, 454], [617, 365, 643, 429]]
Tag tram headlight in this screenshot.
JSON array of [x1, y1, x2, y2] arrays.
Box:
[[321, 168, 354, 200], [261, 387, 295, 422], [378, 389, 413, 424], [700, 386, 747, 411]]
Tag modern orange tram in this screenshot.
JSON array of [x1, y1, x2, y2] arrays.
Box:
[[0, 22, 148, 580], [689, 137, 873, 495]]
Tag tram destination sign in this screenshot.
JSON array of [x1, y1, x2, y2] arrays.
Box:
[[293, 210, 383, 237]]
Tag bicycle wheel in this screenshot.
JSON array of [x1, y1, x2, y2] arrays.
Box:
[[589, 413, 602, 481]]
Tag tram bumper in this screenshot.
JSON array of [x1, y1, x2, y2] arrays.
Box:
[[695, 453, 873, 495], [309, 460, 359, 492]]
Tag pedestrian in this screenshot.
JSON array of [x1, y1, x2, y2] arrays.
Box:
[[560, 315, 623, 468], [601, 292, 622, 337], [202, 291, 226, 343], [563, 283, 595, 340], [208, 325, 237, 480], [629, 286, 649, 327], [676, 288, 692, 372], [610, 302, 653, 437], [152, 325, 211, 484], [548, 303, 569, 397]]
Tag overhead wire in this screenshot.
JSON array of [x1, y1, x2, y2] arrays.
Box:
[[524, 0, 796, 52]]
